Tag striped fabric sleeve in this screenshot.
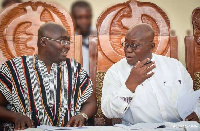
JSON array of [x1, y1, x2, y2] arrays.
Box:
[[0, 63, 13, 102], [79, 68, 93, 101], [75, 68, 93, 113]]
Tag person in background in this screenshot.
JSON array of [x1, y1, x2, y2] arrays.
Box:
[[0, 22, 97, 130], [71, 1, 96, 74], [101, 23, 199, 124], [1, 0, 22, 9]]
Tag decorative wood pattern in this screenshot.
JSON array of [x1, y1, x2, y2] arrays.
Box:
[[193, 7, 200, 45], [90, 0, 178, 126], [95, 72, 106, 126], [194, 72, 200, 90], [96, 0, 178, 72], [0, 0, 82, 65], [185, 6, 200, 90]]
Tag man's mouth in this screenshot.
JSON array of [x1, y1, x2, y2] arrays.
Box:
[[62, 50, 68, 55], [126, 56, 133, 59]]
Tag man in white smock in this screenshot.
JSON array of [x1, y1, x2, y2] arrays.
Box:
[[101, 24, 200, 124]]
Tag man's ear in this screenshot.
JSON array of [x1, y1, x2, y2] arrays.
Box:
[[150, 42, 155, 52], [40, 38, 47, 46]]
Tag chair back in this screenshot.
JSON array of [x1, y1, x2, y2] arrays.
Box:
[[185, 7, 200, 90], [0, 0, 82, 65]]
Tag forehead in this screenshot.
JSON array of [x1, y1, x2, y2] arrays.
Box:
[[126, 27, 141, 38], [125, 32, 143, 43], [125, 29, 154, 42], [46, 26, 69, 39], [73, 7, 91, 16]]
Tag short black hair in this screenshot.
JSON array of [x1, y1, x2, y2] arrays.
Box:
[[71, 1, 92, 16], [2, 0, 22, 8]]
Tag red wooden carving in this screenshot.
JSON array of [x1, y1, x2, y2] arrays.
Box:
[[185, 7, 200, 90], [0, 0, 75, 65], [96, 0, 177, 72]]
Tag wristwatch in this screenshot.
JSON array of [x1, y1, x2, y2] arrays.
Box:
[[78, 113, 88, 121]]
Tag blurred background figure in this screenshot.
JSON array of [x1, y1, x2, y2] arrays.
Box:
[[71, 0, 96, 74], [1, 0, 22, 9]]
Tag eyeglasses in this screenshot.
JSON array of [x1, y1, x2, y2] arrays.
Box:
[[121, 41, 154, 50], [42, 37, 73, 45]]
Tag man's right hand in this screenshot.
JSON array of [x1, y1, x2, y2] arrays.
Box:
[[12, 112, 32, 130], [125, 58, 156, 92], [0, 92, 33, 130]]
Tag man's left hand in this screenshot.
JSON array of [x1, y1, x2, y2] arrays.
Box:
[[185, 112, 199, 123], [66, 115, 85, 127]]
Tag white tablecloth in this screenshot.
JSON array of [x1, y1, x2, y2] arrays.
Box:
[[22, 125, 200, 131]]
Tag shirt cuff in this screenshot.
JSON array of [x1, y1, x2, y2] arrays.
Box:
[[117, 84, 135, 97], [112, 84, 135, 115], [111, 96, 130, 115]]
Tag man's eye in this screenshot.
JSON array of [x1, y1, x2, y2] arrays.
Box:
[[61, 39, 68, 42]]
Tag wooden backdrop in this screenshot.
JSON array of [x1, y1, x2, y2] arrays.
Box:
[[0, 0, 82, 66]]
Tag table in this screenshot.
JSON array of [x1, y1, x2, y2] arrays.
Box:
[[22, 125, 200, 131]]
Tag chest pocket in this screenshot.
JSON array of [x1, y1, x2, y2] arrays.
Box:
[[132, 84, 156, 107], [163, 80, 182, 107]]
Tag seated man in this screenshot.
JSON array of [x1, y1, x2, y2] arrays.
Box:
[[0, 22, 97, 130], [101, 23, 200, 124]]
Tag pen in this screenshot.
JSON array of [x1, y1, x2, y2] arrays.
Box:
[[144, 61, 152, 65], [157, 125, 166, 128]]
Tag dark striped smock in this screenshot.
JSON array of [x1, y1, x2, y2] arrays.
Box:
[[0, 55, 93, 127]]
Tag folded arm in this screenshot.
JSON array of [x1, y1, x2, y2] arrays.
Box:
[[0, 64, 32, 130], [101, 59, 155, 118], [0, 92, 32, 130], [67, 68, 97, 127], [66, 92, 97, 127], [101, 69, 135, 119]]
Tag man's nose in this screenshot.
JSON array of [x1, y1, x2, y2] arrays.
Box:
[[63, 44, 70, 50], [126, 46, 133, 52]]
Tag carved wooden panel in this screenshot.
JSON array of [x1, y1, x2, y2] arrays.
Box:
[[185, 6, 200, 90], [96, 0, 178, 72], [192, 7, 200, 76], [193, 7, 200, 45], [0, 0, 83, 65]]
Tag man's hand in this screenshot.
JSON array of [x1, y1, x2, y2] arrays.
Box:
[[66, 114, 86, 127], [126, 58, 156, 92], [12, 112, 32, 130], [0, 93, 33, 130], [185, 112, 199, 123]]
